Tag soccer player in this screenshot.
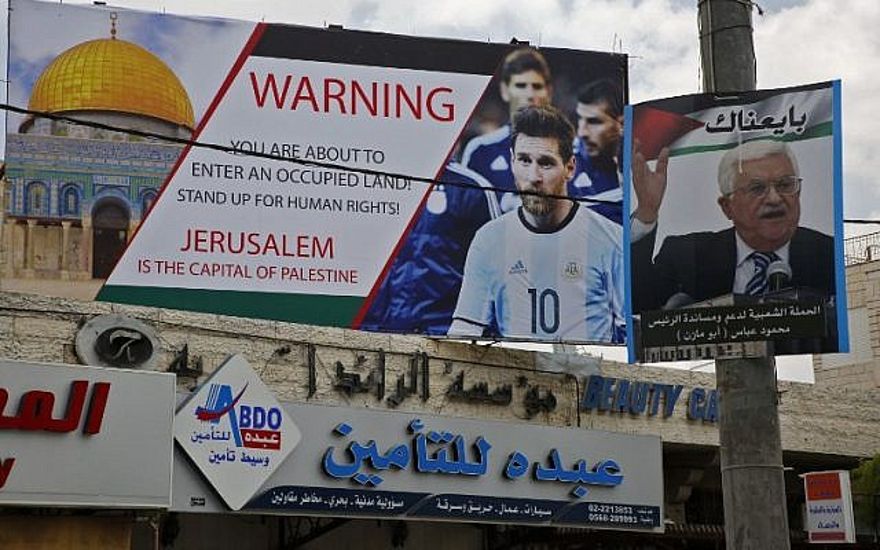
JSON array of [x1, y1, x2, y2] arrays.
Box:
[[570, 78, 624, 196], [360, 49, 551, 334], [571, 78, 623, 195], [566, 79, 626, 225], [449, 105, 624, 342], [359, 162, 502, 334], [461, 47, 552, 212]]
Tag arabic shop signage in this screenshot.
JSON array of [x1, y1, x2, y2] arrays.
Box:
[[174, 355, 301, 510], [582, 375, 718, 423], [172, 362, 663, 531], [319, 417, 625, 497], [639, 302, 827, 348], [803, 471, 856, 543], [0, 359, 175, 507]]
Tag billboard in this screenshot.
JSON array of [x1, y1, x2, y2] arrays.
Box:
[[4, 0, 627, 345], [173, 356, 664, 530], [0, 359, 175, 508], [623, 81, 847, 362]]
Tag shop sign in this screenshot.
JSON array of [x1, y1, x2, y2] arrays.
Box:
[[174, 355, 300, 510], [804, 470, 856, 543], [0, 360, 175, 507], [582, 374, 718, 423], [173, 358, 663, 531]]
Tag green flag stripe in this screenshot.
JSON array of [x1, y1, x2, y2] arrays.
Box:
[[97, 285, 364, 326], [668, 122, 833, 158]]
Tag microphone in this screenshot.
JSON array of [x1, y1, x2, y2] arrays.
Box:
[[663, 292, 694, 310], [767, 260, 792, 292]]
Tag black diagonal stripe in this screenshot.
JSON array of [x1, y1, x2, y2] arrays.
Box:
[[253, 24, 511, 75]]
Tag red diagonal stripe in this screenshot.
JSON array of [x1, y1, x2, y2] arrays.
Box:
[[195, 383, 248, 422]]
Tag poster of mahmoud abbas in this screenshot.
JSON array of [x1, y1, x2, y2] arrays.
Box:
[[623, 81, 848, 362], [4, 0, 628, 345]]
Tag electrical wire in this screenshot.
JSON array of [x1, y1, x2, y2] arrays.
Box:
[[3, 102, 876, 225], [0, 102, 620, 207]]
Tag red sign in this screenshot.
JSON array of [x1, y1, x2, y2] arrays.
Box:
[[0, 459, 14, 489], [242, 428, 281, 450], [810, 531, 846, 542], [806, 472, 843, 501]]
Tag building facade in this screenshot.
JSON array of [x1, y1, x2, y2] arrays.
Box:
[[3, 16, 192, 281], [0, 7, 878, 547], [0, 284, 877, 549], [814, 231, 880, 390]]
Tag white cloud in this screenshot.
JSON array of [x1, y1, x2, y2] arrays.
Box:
[[755, 0, 880, 221]]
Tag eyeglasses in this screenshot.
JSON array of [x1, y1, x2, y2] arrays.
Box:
[[731, 175, 802, 199]]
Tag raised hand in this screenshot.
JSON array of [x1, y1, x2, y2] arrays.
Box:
[[632, 140, 670, 224]]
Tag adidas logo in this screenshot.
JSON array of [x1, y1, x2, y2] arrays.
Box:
[[509, 259, 527, 275], [490, 155, 509, 171], [572, 172, 594, 188]]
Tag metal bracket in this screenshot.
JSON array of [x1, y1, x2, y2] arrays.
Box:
[[306, 344, 316, 398], [167, 343, 203, 378]]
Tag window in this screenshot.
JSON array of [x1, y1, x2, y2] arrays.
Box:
[[141, 190, 158, 217], [25, 182, 48, 216], [61, 185, 80, 216]]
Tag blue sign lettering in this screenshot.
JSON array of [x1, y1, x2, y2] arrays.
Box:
[[583, 375, 604, 410], [195, 383, 244, 446], [582, 375, 713, 423], [321, 418, 625, 499], [238, 405, 283, 430], [686, 388, 718, 422]]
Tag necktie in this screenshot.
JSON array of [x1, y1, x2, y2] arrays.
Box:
[[745, 251, 779, 296]]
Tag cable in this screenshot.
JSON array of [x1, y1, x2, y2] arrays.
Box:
[[6, 102, 876, 224], [0, 102, 621, 207]]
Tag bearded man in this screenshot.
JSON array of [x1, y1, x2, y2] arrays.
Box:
[[449, 105, 624, 342]]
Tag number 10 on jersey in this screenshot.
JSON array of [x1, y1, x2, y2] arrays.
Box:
[[529, 288, 560, 335]]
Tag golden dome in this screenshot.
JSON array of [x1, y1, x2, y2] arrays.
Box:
[[28, 37, 194, 129]]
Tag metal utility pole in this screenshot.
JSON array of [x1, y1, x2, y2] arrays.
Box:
[[698, 1, 792, 549]]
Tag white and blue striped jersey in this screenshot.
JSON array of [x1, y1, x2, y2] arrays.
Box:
[[449, 202, 624, 343]]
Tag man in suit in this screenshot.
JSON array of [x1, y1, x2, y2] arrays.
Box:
[[631, 139, 835, 313]]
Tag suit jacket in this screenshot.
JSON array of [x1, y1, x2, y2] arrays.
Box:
[[632, 226, 835, 314]]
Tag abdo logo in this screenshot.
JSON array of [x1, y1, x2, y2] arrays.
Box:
[[195, 383, 283, 450]]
